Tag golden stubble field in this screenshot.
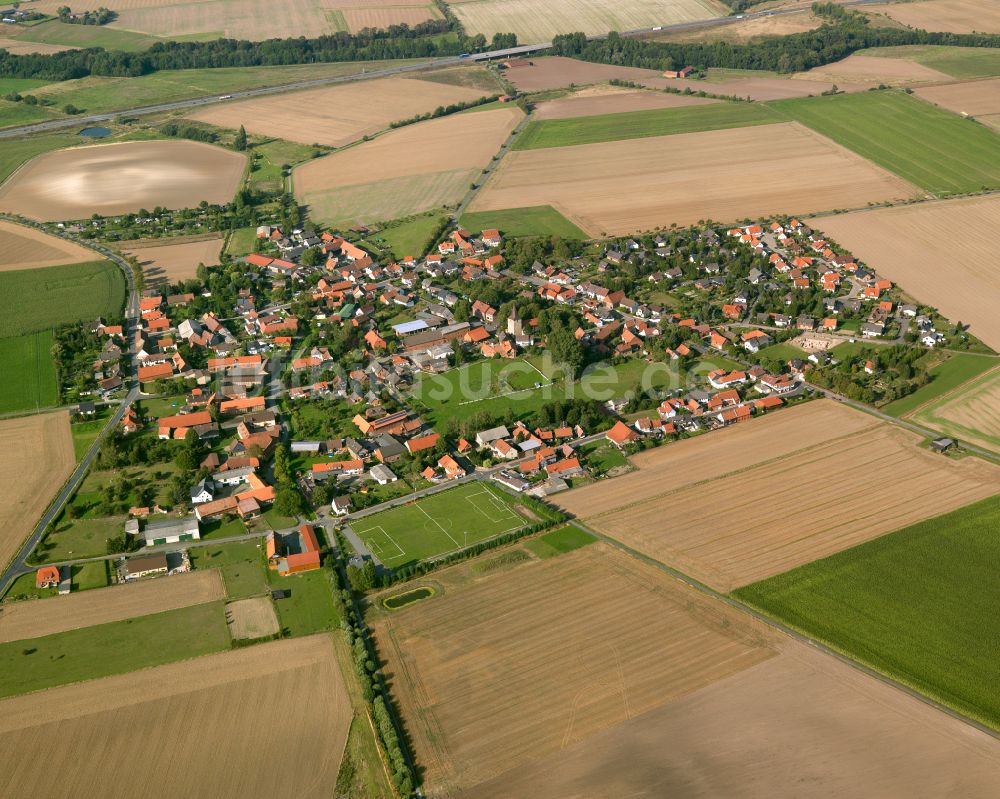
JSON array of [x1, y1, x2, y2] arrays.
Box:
[[0, 635, 352, 799], [915, 77, 1000, 117], [556, 400, 1000, 591], [447, 0, 726, 43], [534, 86, 718, 120], [0, 412, 74, 575], [0, 220, 95, 271], [795, 53, 952, 84], [0, 570, 225, 643], [811, 195, 1000, 352], [188, 74, 491, 147], [865, 0, 1000, 33], [913, 367, 1000, 454], [470, 122, 917, 236], [463, 641, 1000, 798], [295, 106, 522, 226], [0, 141, 246, 222], [372, 543, 777, 797], [120, 234, 224, 286]]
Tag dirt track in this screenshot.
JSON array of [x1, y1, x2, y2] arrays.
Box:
[[0, 570, 225, 643], [0, 221, 95, 271], [0, 413, 74, 578], [0, 635, 352, 799]]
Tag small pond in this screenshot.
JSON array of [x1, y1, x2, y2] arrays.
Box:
[[79, 126, 111, 138]]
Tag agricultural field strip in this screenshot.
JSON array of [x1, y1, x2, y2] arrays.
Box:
[[0, 220, 95, 271], [913, 366, 1000, 452], [0, 569, 225, 643]]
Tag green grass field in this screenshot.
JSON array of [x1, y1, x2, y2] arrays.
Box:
[[577, 440, 628, 473], [734, 494, 1000, 731], [513, 102, 781, 150], [524, 524, 596, 559], [0, 601, 230, 698], [882, 353, 998, 418], [460, 205, 587, 239], [770, 90, 1000, 194], [0, 330, 58, 413], [756, 341, 808, 363], [267, 568, 340, 636], [0, 260, 125, 338], [190, 540, 268, 599], [863, 45, 1000, 80], [375, 212, 446, 259], [351, 483, 528, 568]]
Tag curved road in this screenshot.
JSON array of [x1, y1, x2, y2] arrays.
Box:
[[0, 216, 140, 595]]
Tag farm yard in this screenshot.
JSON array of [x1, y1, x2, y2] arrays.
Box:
[[864, 0, 1000, 34], [370, 542, 778, 796], [470, 122, 917, 236], [0, 140, 246, 221], [735, 494, 1000, 731], [188, 73, 495, 147], [556, 400, 1000, 591], [0, 412, 75, 574], [464, 640, 1000, 798], [533, 86, 718, 120], [0, 221, 95, 271], [446, 0, 726, 42], [349, 482, 529, 566], [0, 570, 224, 643], [295, 106, 522, 227], [910, 367, 1000, 453], [0, 635, 352, 799], [120, 235, 224, 287], [811, 195, 1000, 352], [771, 90, 1000, 194]]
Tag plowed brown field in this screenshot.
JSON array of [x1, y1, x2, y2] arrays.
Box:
[[371, 543, 777, 797], [811, 195, 1000, 351], [0, 412, 74, 574], [0, 221, 95, 271], [556, 401, 1000, 591], [188, 75, 488, 146], [0, 635, 352, 799], [865, 0, 1000, 33], [0, 570, 224, 643], [120, 234, 224, 286], [470, 122, 917, 235], [916, 77, 1000, 117]]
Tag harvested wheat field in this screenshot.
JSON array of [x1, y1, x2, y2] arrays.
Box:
[[916, 77, 1000, 117], [471, 122, 917, 235], [913, 367, 1000, 454], [0, 635, 352, 799], [120, 234, 223, 286], [796, 54, 952, 84], [225, 596, 279, 640], [866, 0, 1000, 34], [812, 196, 1000, 351], [0, 221, 94, 272], [502, 56, 664, 92], [373, 542, 776, 797], [656, 10, 821, 41], [464, 641, 1000, 799], [448, 0, 725, 43], [0, 412, 74, 574], [188, 75, 488, 147], [0, 38, 76, 55], [642, 73, 867, 100], [556, 401, 1000, 591], [339, 2, 442, 33], [296, 106, 522, 226], [0, 570, 224, 643], [0, 141, 245, 222], [534, 87, 718, 120]]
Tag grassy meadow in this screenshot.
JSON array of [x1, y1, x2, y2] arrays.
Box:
[[882, 353, 998, 418], [460, 205, 587, 239], [0, 330, 58, 413]]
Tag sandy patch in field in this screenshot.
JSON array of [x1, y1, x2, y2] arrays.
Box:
[[188, 75, 488, 147], [502, 56, 665, 92], [471, 121, 917, 235], [795, 54, 953, 84], [296, 107, 522, 225], [866, 0, 1000, 34], [534, 88, 718, 120], [0, 635, 352, 799], [0, 412, 74, 575], [341, 5, 440, 32], [0, 38, 76, 55], [654, 10, 821, 41], [372, 543, 776, 797], [465, 641, 1000, 799], [914, 367, 1000, 453], [0, 570, 224, 643], [811, 195, 1000, 352], [120, 234, 223, 286], [0, 221, 95, 271], [448, 0, 726, 43], [225, 596, 279, 639], [0, 140, 245, 222], [915, 77, 1000, 117], [556, 400, 1000, 591]]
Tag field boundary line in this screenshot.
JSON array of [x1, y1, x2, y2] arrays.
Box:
[[901, 363, 1000, 421], [414, 501, 462, 548]]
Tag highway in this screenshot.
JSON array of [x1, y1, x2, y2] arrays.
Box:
[[0, 216, 141, 595]]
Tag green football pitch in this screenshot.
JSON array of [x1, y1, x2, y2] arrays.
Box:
[[350, 482, 528, 567]]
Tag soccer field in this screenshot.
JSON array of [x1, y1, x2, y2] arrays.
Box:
[[350, 483, 528, 567]]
